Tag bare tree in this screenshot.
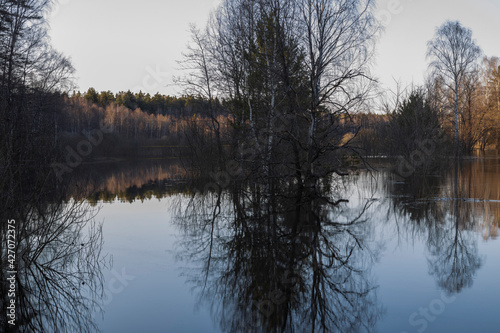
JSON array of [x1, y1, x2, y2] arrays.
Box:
[[181, 0, 379, 188], [427, 21, 481, 155], [0, 0, 77, 264], [298, 0, 378, 184], [177, 24, 216, 101], [177, 24, 224, 163]]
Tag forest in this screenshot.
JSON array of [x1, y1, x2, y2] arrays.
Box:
[[1, 0, 500, 189], [61, 70, 500, 155], [51, 58, 500, 178]]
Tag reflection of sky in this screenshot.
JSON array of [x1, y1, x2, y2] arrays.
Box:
[[352, 173, 500, 333], [93, 173, 500, 333], [95, 198, 217, 333], [379, 234, 500, 333]]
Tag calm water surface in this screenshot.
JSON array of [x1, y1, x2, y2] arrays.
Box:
[[76, 155, 500, 332]]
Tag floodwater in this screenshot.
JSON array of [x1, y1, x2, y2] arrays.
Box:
[[17, 153, 500, 332]]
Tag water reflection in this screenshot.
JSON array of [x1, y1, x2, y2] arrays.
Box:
[[68, 159, 190, 203], [386, 156, 500, 239], [7, 155, 496, 332], [0, 170, 106, 332], [428, 162, 483, 295], [62, 157, 500, 242], [383, 160, 495, 296], [426, 211, 482, 295], [172, 179, 384, 332]]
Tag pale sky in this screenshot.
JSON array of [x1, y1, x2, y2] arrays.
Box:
[[48, 0, 500, 97]]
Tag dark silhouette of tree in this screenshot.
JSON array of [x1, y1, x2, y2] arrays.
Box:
[[179, 0, 380, 188], [0, 0, 74, 210], [386, 88, 450, 175]]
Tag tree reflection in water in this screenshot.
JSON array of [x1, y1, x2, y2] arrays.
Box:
[[426, 210, 482, 295], [427, 162, 483, 295], [0, 172, 107, 333], [173, 177, 384, 332], [385, 161, 484, 296]]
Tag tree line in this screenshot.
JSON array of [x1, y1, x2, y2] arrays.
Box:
[[58, 90, 228, 143], [2, 0, 500, 189], [78, 88, 224, 117]]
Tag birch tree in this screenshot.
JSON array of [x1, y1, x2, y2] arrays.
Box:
[[427, 21, 481, 155]]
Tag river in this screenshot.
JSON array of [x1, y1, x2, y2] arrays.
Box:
[[10, 153, 500, 332]]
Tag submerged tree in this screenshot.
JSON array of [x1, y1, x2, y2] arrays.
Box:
[[180, 0, 379, 188]]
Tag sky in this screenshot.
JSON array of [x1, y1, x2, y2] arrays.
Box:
[[48, 0, 500, 97]]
